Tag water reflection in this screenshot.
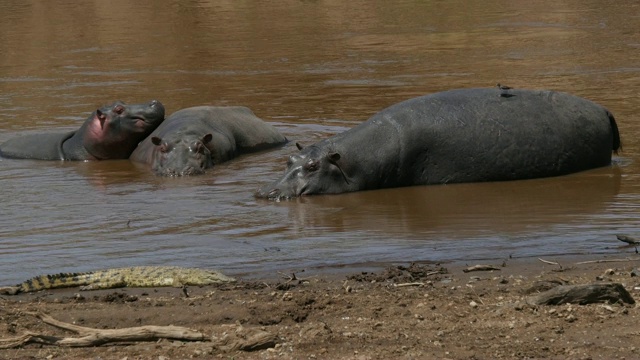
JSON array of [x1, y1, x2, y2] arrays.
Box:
[[282, 167, 622, 237]]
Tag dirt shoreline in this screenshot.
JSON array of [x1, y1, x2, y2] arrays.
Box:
[[2, 253, 640, 359]]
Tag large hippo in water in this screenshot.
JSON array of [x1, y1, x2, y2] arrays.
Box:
[[256, 87, 621, 200], [0, 100, 165, 160], [130, 106, 287, 176]]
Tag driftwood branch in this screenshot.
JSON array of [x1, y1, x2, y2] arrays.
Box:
[[0, 312, 205, 348], [526, 283, 635, 306], [462, 265, 501, 273], [575, 257, 640, 265], [538, 258, 564, 271], [538, 258, 560, 266]]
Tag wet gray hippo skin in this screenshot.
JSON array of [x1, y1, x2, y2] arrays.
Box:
[[129, 106, 287, 176], [257, 88, 621, 200], [0, 100, 165, 160]]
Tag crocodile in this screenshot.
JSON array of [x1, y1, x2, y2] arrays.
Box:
[[0, 266, 236, 295]]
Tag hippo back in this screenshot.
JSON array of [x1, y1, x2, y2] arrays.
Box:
[[0, 131, 74, 160], [371, 88, 618, 185]]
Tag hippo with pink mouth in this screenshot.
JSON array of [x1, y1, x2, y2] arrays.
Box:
[[0, 100, 165, 160], [256, 87, 621, 200], [129, 106, 287, 176]]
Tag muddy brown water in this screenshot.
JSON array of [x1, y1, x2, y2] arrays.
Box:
[[1, 1, 640, 285]]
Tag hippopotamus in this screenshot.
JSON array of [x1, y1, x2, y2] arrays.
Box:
[[0, 100, 165, 160], [256, 87, 621, 200], [129, 106, 287, 176]]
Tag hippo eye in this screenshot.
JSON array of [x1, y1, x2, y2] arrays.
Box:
[[192, 143, 206, 154], [114, 105, 125, 115], [304, 160, 319, 172]]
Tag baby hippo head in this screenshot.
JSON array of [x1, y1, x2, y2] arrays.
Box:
[[151, 133, 214, 176]]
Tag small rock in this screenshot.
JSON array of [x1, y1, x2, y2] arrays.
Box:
[[631, 269, 640, 277], [601, 305, 615, 312], [604, 268, 615, 276], [470, 301, 478, 308], [299, 322, 332, 338], [213, 327, 278, 352]]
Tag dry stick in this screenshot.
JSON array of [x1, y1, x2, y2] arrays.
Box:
[[538, 258, 563, 269], [575, 257, 640, 265], [0, 312, 205, 348], [462, 265, 501, 273]]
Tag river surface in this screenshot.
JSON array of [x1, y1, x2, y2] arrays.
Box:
[[1, 0, 640, 284]]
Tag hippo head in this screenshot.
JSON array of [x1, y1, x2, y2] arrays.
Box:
[[150, 133, 214, 176], [256, 143, 353, 200], [83, 100, 165, 159]]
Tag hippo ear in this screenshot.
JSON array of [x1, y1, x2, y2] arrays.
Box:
[[295, 142, 304, 151], [327, 151, 350, 185], [151, 136, 162, 146], [202, 134, 213, 144]]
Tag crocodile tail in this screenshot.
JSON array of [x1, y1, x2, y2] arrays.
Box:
[[18, 272, 92, 293], [607, 110, 622, 154]]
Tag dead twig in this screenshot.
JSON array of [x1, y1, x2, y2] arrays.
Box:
[[538, 258, 563, 269], [462, 265, 501, 273], [395, 282, 425, 287], [575, 257, 640, 265], [538, 258, 560, 266]]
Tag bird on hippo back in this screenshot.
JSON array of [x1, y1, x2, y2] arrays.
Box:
[[0, 100, 165, 161], [256, 87, 622, 200]]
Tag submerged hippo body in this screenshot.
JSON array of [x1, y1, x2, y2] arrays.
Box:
[[0, 100, 165, 160], [257, 88, 621, 200], [130, 106, 287, 176]]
